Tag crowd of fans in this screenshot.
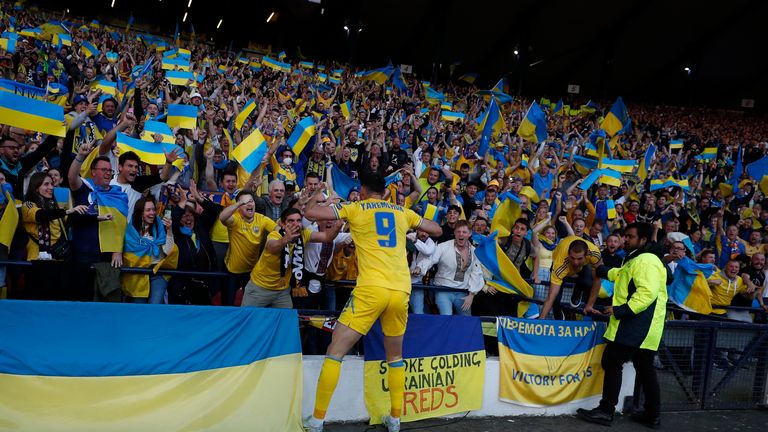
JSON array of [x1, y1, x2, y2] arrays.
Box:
[[1, 2, 767, 325]]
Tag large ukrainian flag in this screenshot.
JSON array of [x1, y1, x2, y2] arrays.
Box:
[[497, 317, 606, 406], [0, 301, 304, 431]]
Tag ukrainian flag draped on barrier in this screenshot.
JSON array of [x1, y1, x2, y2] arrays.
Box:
[[497, 317, 606, 406], [0, 301, 303, 431], [363, 315, 485, 425]]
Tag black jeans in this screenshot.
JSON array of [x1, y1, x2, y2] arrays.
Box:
[[598, 341, 660, 417]]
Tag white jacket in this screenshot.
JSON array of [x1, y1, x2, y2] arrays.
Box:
[[417, 240, 484, 294]]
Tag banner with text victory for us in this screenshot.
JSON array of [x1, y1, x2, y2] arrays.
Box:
[[363, 314, 485, 425], [497, 317, 606, 407]]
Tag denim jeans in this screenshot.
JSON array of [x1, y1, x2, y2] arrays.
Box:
[[410, 288, 426, 314], [436, 291, 470, 316], [148, 275, 168, 304]]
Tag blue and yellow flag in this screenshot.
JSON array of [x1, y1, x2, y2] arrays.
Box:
[[517, 100, 547, 144], [166, 104, 197, 129], [599, 158, 635, 173], [392, 66, 408, 92], [553, 99, 563, 115], [80, 40, 99, 58], [232, 128, 268, 174], [53, 187, 71, 210], [440, 101, 453, 111], [477, 97, 505, 155], [91, 80, 117, 97], [606, 199, 617, 219], [235, 99, 257, 130], [83, 179, 128, 253], [140, 120, 175, 144], [599, 168, 622, 187], [669, 139, 683, 150], [165, 70, 194, 86], [117, 132, 179, 165], [458, 73, 478, 84], [441, 111, 465, 122], [0, 78, 68, 106], [497, 317, 606, 406], [287, 116, 315, 155], [0, 32, 17, 53], [0, 301, 303, 431], [299, 61, 313, 69], [696, 146, 717, 161], [161, 56, 190, 71], [650, 177, 689, 191], [340, 101, 351, 120], [330, 162, 361, 200], [668, 257, 715, 315], [359, 64, 394, 84], [474, 231, 535, 314], [0, 90, 66, 137], [600, 96, 630, 136], [489, 193, 522, 238], [638, 143, 655, 182], [419, 202, 441, 222], [363, 315, 485, 424], [122, 219, 179, 298], [105, 51, 118, 63]]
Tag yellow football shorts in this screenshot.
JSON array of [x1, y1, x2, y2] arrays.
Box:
[[338, 286, 409, 336]]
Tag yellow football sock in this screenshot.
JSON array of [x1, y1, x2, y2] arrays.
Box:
[[313, 356, 343, 420], [388, 359, 405, 418]]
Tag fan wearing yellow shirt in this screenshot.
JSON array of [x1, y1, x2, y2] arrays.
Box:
[[242, 207, 340, 308], [218, 191, 277, 306], [302, 173, 442, 432]]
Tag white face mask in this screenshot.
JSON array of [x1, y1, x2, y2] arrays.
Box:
[[282, 157, 293, 166]]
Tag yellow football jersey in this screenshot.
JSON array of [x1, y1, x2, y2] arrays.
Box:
[[550, 236, 602, 286], [332, 199, 423, 293], [224, 212, 277, 274]]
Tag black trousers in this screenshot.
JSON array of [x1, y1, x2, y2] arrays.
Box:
[[598, 341, 660, 417]]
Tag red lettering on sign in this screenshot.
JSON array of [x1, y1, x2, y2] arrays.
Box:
[[403, 391, 418, 416], [445, 385, 459, 408]]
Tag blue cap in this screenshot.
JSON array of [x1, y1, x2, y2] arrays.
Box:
[[73, 94, 88, 105], [400, 143, 410, 150]]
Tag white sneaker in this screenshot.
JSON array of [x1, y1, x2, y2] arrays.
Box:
[[302, 416, 323, 432], [381, 415, 401, 432]]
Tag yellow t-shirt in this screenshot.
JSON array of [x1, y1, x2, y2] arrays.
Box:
[[224, 211, 277, 274], [707, 272, 748, 315], [21, 202, 63, 261], [250, 228, 313, 290], [550, 235, 602, 285], [210, 193, 235, 243], [332, 199, 423, 293]]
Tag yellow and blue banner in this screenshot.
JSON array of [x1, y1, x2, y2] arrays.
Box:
[[166, 104, 197, 129], [232, 128, 268, 174], [79, 40, 99, 58], [669, 139, 683, 150], [517, 100, 547, 144], [606, 199, 617, 219], [553, 99, 563, 115], [117, 132, 180, 165], [0, 90, 66, 137], [600, 96, 630, 136], [235, 99, 257, 130], [441, 111, 465, 122], [497, 317, 606, 406], [105, 51, 118, 63], [0, 78, 68, 106], [440, 101, 453, 111], [165, 70, 194, 86], [0, 31, 17, 53], [599, 168, 622, 187], [419, 203, 441, 222], [262, 56, 290, 72], [299, 61, 313, 69], [0, 301, 303, 431], [363, 314, 485, 425], [286, 116, 315, 155], [668, 257, 715, 315]]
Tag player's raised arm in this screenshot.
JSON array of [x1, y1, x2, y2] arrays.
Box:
[[419, 218, 442, 238], [304, 184, 339, 222]]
